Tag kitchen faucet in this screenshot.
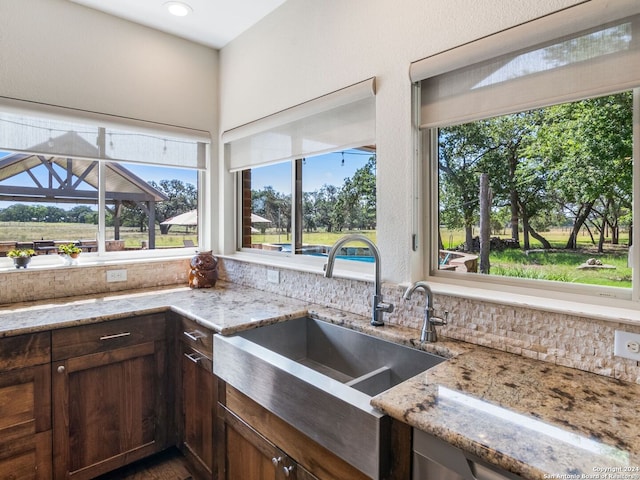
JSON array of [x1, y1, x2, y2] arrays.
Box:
[[403, 281, 448, 342], [323, 234, 393, 326]]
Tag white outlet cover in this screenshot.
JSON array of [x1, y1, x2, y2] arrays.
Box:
[[267, 270, 280, 284], [614, 330, 640, 361], [106, 269, 127, 282]]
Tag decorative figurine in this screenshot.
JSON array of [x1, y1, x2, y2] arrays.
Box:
[[188, 250, 218, 288]]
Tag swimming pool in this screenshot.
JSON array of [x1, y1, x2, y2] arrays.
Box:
[[270, 243, 375, 263]]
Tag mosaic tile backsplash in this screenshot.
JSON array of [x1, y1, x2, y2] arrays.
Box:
[[2, 255, 639, 383], [218, 258, 640, 384], [0, 258, 190, 304]]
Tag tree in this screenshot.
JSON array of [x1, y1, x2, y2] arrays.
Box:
[[67, 206, 96, 224], [534, 92, 632, 251], [252, 186, 291, 234], [148, 179, 198, 234], [314, 184, 339, 232], [439, 122, 494, 251], [333, 156, 377, 231]]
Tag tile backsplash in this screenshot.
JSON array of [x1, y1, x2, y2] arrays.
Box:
[[0, 258, 190, 304], [219, 257, 640, 384], [2, 255, 639, 384]]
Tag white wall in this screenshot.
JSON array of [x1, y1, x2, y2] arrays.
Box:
[[218, 0, 583, 283], [0, 0, 218, 134]]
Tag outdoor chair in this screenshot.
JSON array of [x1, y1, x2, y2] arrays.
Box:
[[34, 240, 57, 254]]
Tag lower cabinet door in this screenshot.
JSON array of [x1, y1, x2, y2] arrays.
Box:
[[222, 406, 318, 480], [182, 347, 216, 479], [0, 364, 52, 480], [52, 341, 167, 480]]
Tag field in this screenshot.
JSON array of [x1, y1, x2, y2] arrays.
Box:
[[256, 227, 631, 288], [441, 227, 631, 288], [1, 222, 631, 288], [0, 222, 198, 249]]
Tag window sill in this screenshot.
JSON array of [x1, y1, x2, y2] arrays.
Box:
[[220, 253, 640, 327], [422, 278, 640, 327], [219, 250, 376, 282], [0, 248, 194, 273]]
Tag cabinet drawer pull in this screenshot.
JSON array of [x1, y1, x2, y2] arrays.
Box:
[[283, 465, 294, 477], [57, 365, 65, 374], [183, 330, 206, 342], [99, 332, 131, 341], [184, 352, 203, 364], [271, 457, 282, 467]]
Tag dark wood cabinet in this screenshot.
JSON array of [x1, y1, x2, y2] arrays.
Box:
[[178, 316, 217, 480], [218, 385, 368, 480], [0, 332, 51, 480], [222, 407, 317, 480], [51, 314, 169, 480]]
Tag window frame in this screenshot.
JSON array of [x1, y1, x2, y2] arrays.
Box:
[[421, 91, 640, 307], [234, 153, 380, 278], [0, 163, 204, 272], [414, 5, 640, 306]]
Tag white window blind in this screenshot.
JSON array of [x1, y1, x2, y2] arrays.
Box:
[[223, 78, 376, 172], [0, 97, 210, 169], [412, 2, 640, 129]]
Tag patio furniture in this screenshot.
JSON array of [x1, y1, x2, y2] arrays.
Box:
[[78, 240, 97, 252], [0, 241, 17, 257], [34, 240, 57, 255]]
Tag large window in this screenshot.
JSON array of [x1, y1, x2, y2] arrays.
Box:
[[239, 148, 377, 260], [0, 101, 207, 262], [415, 9, 640, 299], [436, 92, 633, 288], [223, 78, 377, 263]]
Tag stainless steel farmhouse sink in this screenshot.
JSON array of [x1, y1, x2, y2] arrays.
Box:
[[213, 316, 445, 479]]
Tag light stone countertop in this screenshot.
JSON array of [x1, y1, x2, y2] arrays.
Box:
[[1, 282, 638, 480], [0, 281, 309, 337], [371, 346, 640, 479]]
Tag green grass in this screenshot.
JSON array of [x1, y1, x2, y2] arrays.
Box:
[[0, 221, 198, 248], [1, 222, 632, 288], [490, 249, 631, 288], [250, 230, 376, 246]]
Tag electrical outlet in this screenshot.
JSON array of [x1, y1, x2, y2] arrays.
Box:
[[106, 269, 127, 283], [267, 269, 280, 284], [614, 330, 640, 361]]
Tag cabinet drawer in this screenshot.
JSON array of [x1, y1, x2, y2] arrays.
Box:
[[52, 313, 166, 360], [183, 345, 213, 373], [0, 333, 50, 371], [180, 317, 213, 359]]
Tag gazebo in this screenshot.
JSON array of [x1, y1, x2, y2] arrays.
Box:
[[0, 132, 168, 249]]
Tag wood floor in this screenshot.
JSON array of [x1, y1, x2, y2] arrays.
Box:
[[94, 448, 194, 480]]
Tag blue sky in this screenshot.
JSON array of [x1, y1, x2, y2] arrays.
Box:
[[251, 149, 373, 193], [0, 153, 197, 210], [0, 148, 374, 210]]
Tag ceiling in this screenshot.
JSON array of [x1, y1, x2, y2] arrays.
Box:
[[69, 0, 286, 49]]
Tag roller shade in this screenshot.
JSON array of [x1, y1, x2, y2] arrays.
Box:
[[223, 78, 376, 172], [412, 2, 640, 129], [0, 96, 210, 169]]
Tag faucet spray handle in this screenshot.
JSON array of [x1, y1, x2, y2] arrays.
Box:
[[432, 311, 449, 327]]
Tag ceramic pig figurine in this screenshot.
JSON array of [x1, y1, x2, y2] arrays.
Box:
[[189, 250, 218, 288]]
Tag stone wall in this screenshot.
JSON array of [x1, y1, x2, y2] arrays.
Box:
[[219, 257, 640, 384], [1, 258, 190, 304]]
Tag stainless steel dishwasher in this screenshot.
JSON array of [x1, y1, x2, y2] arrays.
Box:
[[413, 429, 524, 480]]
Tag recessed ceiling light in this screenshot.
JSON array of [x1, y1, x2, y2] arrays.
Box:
[[164, 1, 192, 17]]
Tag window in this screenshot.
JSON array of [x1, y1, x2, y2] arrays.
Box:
[[436, 92, 633, 288], [239, 148, 377, 260], [223, 78, 377, 264], [0, 100, 208, 261], [413, 8, 640, 299]]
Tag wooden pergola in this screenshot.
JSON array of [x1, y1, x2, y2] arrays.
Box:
[[0, 132, 168, 249]]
